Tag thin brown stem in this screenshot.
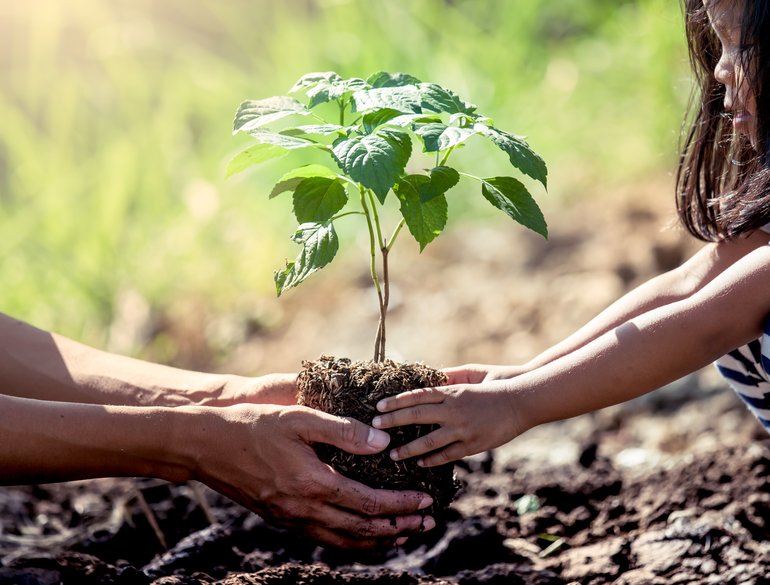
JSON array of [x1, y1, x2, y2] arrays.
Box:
[[379, 244, 390, 360], [360, 187, 386, 361]]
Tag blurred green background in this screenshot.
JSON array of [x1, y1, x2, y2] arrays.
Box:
[[0, 0, 689, 365]]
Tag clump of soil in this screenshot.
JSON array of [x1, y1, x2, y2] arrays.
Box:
[[296, 355, 459, 519]]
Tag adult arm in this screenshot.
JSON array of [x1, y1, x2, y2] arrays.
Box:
[[0, 312, 295, 407], [0, 393, 434, 549]]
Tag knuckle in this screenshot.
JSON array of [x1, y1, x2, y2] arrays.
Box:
[[359, 494, 384, 516], [354, 518, 377, 538], [422, 434, 437, 451], [295, 472, 327, 499], [339, 418, 358, 444]]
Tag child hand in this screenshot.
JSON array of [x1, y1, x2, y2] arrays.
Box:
[[372, 382, 524, 467], [443, 363, 528, 385]]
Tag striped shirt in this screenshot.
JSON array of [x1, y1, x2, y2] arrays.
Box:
[[715, 318, 770, 432]]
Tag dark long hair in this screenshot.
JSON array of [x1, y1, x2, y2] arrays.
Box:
[[677, 0, 770, 241]]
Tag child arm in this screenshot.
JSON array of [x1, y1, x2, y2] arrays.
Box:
[[375, 241, 770, 466], [447, 230, 770, 384]]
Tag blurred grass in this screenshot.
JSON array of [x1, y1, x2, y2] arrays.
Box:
[[0, 0, 689, 361]]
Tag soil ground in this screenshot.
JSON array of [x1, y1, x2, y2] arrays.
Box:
[[3, 178, 770, 583]]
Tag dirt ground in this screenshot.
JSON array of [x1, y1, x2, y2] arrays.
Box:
[[3, 177, 770, 583]]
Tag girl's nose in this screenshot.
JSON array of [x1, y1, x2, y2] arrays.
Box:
[[714, 54, 732, 86]]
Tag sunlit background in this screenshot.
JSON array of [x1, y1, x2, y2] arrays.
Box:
[[0, 0, 689, 368]]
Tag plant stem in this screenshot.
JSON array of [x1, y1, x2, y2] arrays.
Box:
[[386, 218, 406, 253], [331, 211, 365, 221], [439, 145, 456, 167], [367, 192, 386, 250], [380, 244, 390, 361], [359, 187, 386, 362], [368, 192, 389, 361], [338, 98, 346, 126]]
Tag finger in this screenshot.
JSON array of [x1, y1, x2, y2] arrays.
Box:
[[375, 387, 446, 413], [302, 524, 399, 550], [442, 365, 483, 385], [308, 501, 437, 539], [372, 403, 444, 430], [389, 427, 456, 461], [418, 442, 469, 468], [290, 406, 392, 454], [317, 469, 434, 516]]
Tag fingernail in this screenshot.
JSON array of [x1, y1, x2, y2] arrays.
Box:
[[367, 428, 390, 449], [418, 496, 433, 510], [416, 458, 426, 468], [389, 448, 399, 460], [372, 416, 382, 428], [376, 400, 387, 411], [422, 516, 436, 532], [395, 537, 408, 547]]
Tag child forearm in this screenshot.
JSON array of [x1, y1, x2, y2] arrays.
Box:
[[519, 244, 770, 429], [522, 236, 767, 373]]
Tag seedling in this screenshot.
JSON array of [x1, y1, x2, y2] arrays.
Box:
[[228, 72, 548, 520], [229, 71, 547, 362]]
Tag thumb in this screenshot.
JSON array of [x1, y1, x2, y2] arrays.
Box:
[[295, 407, 391, 455]]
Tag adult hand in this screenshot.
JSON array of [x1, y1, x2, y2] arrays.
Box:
[[185, 403, 435, 549]]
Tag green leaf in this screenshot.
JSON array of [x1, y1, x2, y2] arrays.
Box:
[[292, 177, 347, 223], [366, 71, 423, 88], [351, 86, 423, 114], [419, 83, 477, 115], [289, 71, 342, 93], [269, 164, 338, 199], [394, 175, 448, 251], [306, 77, 369, 109], [332, 128, 412, 203], [291, 124, 347, 136], [274, 221, 339, 296], [247, 130, 322, 150], [414, 123, 479, 152], [480, 176, 547, 238], [224, 144, 288, 178], [362, 110, 438, 134], [233, 97, 309, 134], [449, 112, 481, 127], [424, 166, 460, 202], [476, 125, 548, 188], [362, 109, 404, 133]]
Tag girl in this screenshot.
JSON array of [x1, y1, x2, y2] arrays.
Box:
[[372, 0, 770, 468]]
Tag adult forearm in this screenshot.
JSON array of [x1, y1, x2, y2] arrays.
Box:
[[0, 393, 194, 484], [0, 312, 249, 407]]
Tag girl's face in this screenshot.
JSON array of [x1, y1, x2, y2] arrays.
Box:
[[704, 0, 758, 147]]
